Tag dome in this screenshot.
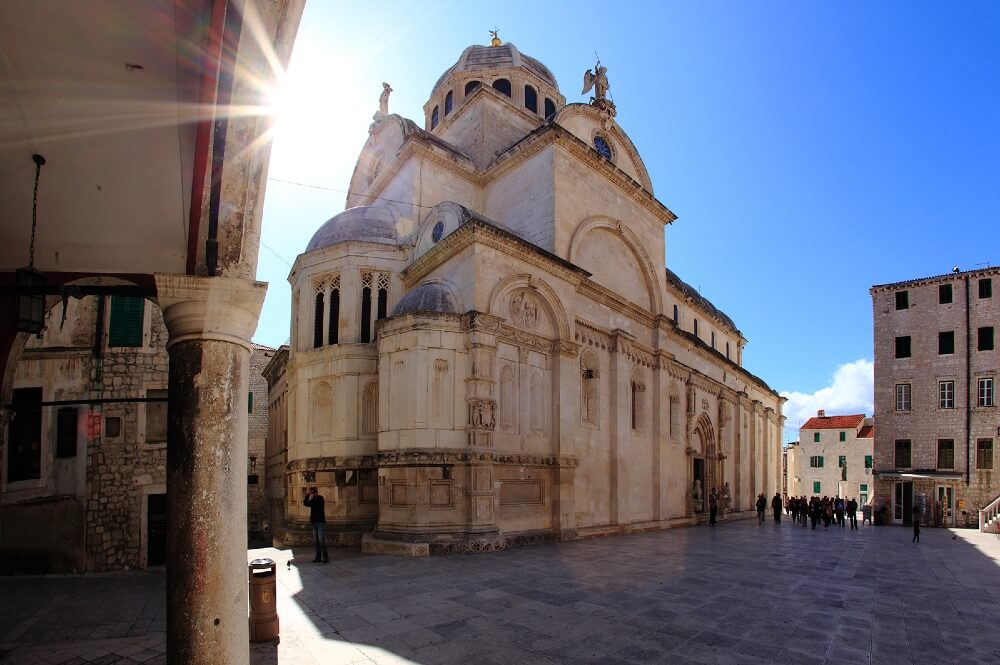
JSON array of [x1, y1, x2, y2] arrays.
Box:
[[431, 43, 559, 96], [305, 206, 397, 252], [391, 282, 459, 316]]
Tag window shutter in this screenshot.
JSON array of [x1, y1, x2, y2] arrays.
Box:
[[109, 297, 144, 347]]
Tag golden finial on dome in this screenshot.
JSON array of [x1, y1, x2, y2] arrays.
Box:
[[489, 28, 501, 47]]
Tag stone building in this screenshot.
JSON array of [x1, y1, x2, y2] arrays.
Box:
[[2, 296, 273, 571], [248, 343, 276, 540], [263, 345, 290, 542], [787, 411, 874, 504], [272, 39, 785, 554], [871, 267, 998, 528]]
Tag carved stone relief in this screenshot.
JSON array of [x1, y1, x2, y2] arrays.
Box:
[[468, 399, 496, 430], [510, 290, 539, 329]]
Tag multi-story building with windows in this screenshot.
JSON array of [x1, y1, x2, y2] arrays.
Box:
[[871, 267, 999, 528], [786, 411, 874, 503], [2, 295, 273, 572]]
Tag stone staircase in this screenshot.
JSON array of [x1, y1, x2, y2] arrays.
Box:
[[978, 493, 1000, 533]]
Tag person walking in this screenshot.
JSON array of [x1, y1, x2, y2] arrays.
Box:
[[790, 498, 799, 524], [303, 487, 329, 563], [709, 488, 719, 526], [835, 496, 845, 527], [847, 497, 858, 529], [771, 493, 783, 524], [756, 493, 767, 524], [912, 506, 921, 543]]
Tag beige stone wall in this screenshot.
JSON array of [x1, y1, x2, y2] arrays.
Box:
[[872, 268, 999, 526], [794, 427, 873, 502]]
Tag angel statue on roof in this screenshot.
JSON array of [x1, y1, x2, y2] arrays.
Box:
[[581, 60, 610, 102]]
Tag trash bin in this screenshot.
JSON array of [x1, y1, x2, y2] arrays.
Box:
[[248, 558, 278, 642]]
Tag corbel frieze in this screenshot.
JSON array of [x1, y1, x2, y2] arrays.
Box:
[[574, 318, 613, 351], [286, 455, 378, 472]]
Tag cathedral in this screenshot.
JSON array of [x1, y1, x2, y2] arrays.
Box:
[[272, 38, 785, 554]]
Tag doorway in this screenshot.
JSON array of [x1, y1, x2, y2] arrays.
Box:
[[147, 493, 167, 566], [693, 458, 705, 512], [936, 485, 954, 527], [894, 481, 913, 526]]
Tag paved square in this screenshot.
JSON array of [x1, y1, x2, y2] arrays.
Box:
[[2, 520, 999, 664]]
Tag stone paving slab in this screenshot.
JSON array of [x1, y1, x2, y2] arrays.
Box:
[[1, 521, 1000, 664]]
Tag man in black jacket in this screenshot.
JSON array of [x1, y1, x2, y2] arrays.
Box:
[[771, 493, 782, 524], [303, 487, 329, 563]]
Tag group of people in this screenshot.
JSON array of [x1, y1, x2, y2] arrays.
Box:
[[785, 495, 862, 529]]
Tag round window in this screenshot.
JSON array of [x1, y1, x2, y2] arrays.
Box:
[[593, 135, 612, 160], [431, 221, 445, 243]]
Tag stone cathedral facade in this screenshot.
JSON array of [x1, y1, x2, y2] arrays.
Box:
[[274, 40, 785, 554]]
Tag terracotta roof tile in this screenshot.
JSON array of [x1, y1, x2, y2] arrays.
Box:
[[857, 425, 874, 438], [800, 414, 865, 430]]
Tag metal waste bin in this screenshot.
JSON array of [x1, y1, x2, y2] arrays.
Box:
[[248, 558, 279, 641]]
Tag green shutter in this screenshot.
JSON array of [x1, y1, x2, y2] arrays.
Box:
[[839, 456, 846, 467], [839, 431, 846, 442], [813, 481, 821, 494], [814, 432, 820, 442], [108, 297, 144, 347], [865, 455, 873, 469], [248, 391, 253, 413], [860, 484, 868, 492], [819, 456, 824, 468]]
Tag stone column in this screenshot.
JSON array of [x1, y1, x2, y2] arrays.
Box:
[[155, 274, 266, 665]]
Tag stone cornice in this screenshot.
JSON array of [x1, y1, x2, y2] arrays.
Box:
[[287, 455, 378, 472], [574, 318, 613, 351], [376, 449, 578, 468], [400, 218, 589, 288], [577, 279, 656, 328]]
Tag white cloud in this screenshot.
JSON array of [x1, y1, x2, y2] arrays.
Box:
[[780, 359, 874, 437]]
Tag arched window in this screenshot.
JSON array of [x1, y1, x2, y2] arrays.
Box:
[[581, 352, 600, 427], [465, 80, 481, 96], [361, 382, 378, 435], [360, 272, 373, 343], [673, 304, 678, 323], [631, 378, 646, 430], [328, 286, 340, 345], [430, 105, 439, 129], [444, 90, 453, 116], [544, 98, 556, 118], [524, 85, 537, 113], [377, 273, 388, 323], [693, 319, 699, 338], [492, 78, 511, 97], [499, 365, 515, 431], [313, 291, 324, 349]]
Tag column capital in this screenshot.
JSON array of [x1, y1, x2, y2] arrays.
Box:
[[154, 274, 266, 351]]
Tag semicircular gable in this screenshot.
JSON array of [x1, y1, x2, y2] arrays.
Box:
[[569, 217, 662, 314], [345, 115, 410, 209], [552, 104, 653, 193], [412, 201, 471, 261], [488, 273, 569, 340]]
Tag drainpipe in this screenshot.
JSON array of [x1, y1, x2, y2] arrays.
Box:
[[965, 274, 971, 486]]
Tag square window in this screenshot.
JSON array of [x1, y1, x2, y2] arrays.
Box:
[[809, 456, 824, 468], [145, 389, 168, 443], [895, 336, 911, 359], [105, 416, 122, 438], [977, 439, 993, 470], [939, 381, 955, 409], [864, 455, 873, 469], [813, 481, 821, 494], [895, 440, 912, 468], [979, 327, 994, 351], [895, 291, 909, 310], [937, 439, 954, 469], [939, 331, 955, 355], [979, 378, 995, 407], [939, 284, 953, 304], [839, 431, 846, 442], [895, 383, 911, 411], [980, 278, 992, 299], [814, 432, 820, 443], [859, 483, 868, 492]]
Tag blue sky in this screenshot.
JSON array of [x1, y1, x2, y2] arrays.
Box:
[[255, 1, 1000, 438]]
